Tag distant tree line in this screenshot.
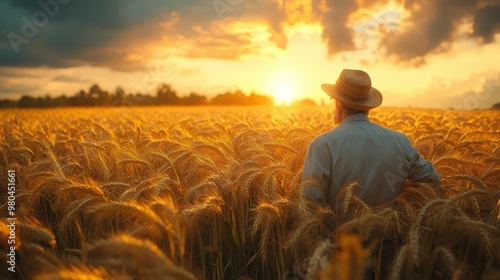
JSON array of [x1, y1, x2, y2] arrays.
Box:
[[0, 83, 274, 108]]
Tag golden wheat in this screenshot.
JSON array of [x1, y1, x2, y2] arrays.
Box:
[[0, 107, 499, 280]]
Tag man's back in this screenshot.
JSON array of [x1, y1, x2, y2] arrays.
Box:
[[302, 114, 441, 206]]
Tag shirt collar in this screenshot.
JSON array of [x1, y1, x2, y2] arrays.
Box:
[[341, 114, 369, 124]]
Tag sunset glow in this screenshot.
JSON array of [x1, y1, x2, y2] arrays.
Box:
[[0, 0, 498, 108], [267, 71, 301, 105]]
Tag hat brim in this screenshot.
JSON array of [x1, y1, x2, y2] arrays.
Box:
[[321, 83, 383, 110]]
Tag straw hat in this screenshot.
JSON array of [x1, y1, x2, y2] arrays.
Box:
[[321, 69, 383, 110]]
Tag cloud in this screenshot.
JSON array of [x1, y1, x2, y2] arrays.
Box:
[[0, 67, 40, 78], [0, 77, 38, 97], [404, 71, 500, 109], [0, 0, 288, 71], [52, 74, 93, 83], [313, 0, 500, 63], [380, 0, 475, 63], [0, 66, 42, 98], [450, 75, 500, 109], [172, 22, 262, 60], [0, 0, 178, 71], [379, 0, 500, 63], [169, 0, 288, 58], [1, 0, 500, 71], [473, 4, 500, 43], [317, 0, 359, 54]]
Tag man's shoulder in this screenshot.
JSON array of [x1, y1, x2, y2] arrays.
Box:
[[310, 129, 336, 146], [372, 122, 410, 138], [312, 121, 411, 143], [367, 123, 414, 145]]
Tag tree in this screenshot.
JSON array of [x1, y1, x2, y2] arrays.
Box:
[[75, 89, 89, 106], [156, 84, 179, 105], [0, 99, 16, 108], [54, 94, 68, 107], [493, 102, 500, 110], [292, 98, 317, 107], [247, 92, 273, 106], [89, 84, 103, 98], [17, 95, 35, 108], [211, 90, 273, 106], [8, 83, 275, 108], [181, 92, 208, 105], [88, 84, 110, 106], [111, 86, 126, 106]]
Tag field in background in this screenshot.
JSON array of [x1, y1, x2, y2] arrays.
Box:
[[0, 106, 499, 280]]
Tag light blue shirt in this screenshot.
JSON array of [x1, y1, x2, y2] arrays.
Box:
[[301, 114, 441, 207]]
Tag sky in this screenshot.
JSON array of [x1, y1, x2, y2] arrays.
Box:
[[1, 0, 500, 108]]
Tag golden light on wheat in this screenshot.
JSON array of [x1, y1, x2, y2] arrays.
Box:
[[0, 106, 499, 279]]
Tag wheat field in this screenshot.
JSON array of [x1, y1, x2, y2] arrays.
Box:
[[0, 106, 499, 280]]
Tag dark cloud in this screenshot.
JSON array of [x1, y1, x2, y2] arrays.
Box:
[[0, 0, 288, 71], [380, 0, 476, 63], [381, 0, 500, 63], [1, 0, 176, 70], [314, 0, 500, 63], [320, 0, 359, 54], [473, 4, 500, 42]]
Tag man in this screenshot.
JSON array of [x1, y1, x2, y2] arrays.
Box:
[[302, 69, 441, 207]]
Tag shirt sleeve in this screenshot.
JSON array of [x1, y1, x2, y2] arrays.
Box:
[[405, 140, 442, 188], [301, 141, 331, 205]]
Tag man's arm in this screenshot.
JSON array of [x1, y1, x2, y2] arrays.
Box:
[[301, 142, 331, 205], [405, 142, 441, 188]]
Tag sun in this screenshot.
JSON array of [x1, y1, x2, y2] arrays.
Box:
[[273, 83, 295, 105], [267, 72, 299, 106]]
